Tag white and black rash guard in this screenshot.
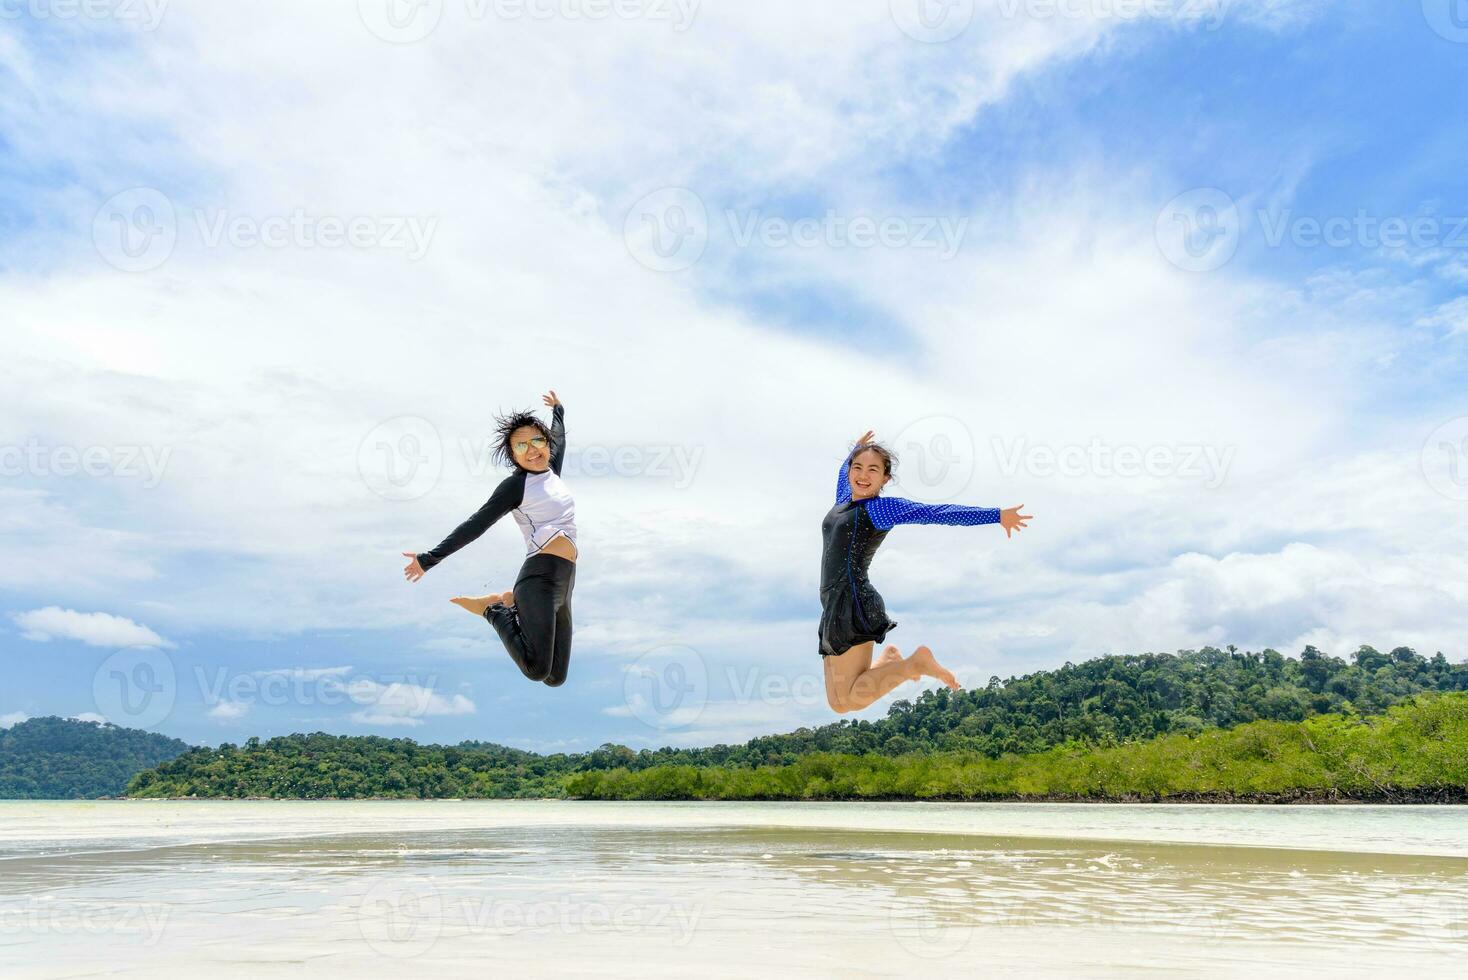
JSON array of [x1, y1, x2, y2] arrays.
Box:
[[416, 404, 577, 571]]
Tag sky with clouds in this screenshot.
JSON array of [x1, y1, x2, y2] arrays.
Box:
[[1, 0, 1466, 752]]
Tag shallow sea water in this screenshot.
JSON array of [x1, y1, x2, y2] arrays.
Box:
[[1, 800, 1464, 978]]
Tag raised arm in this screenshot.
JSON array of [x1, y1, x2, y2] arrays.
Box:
[[835, 430, 876, 504], [544, 390, 566, 476], [835, 448, 855, 504], [865, 496, 1002, 532], [415, 472, 525, 572], [550, 403, 566, 476]]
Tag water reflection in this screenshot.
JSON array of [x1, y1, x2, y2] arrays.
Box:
[[1, 811, 1465, 978]]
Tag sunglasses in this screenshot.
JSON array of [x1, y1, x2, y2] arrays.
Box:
[[513, 436, 549, 454]]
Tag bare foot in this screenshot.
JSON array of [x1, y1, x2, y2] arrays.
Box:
[[449, 594, 501, 617], [494, 589, 515, 608], [908, 646, 961, 691], [875, 645, 902, 668]]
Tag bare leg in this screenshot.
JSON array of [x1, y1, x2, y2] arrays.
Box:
[[824, 643, 962, 713], [909, 645, 961, 690], [824, 642, 920, 713]]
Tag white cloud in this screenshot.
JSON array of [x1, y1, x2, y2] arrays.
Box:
[[1417, 297, 1468, 337], [1, 0, 1459, 743], [12, 607, 170, 648], [68, 712, 108, 725], [207, 701, 249, 721], [250, 666, 354, 681], [343, 678, 476, 728], [0, 712, 29, 729]]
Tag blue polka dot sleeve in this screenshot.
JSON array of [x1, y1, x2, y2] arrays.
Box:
[[865, 496, 1001, 532], [835, 449, 856, 505]]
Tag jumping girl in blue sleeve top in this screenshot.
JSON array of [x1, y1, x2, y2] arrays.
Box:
[[820, 430, 1031, 714]]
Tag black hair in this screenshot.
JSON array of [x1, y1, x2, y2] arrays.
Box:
[[492, 409, 555, 469], [850, 441, 897, 479]]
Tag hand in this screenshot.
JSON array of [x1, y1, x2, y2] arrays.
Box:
[[402, 551, 426, 583], [1000, 506, 1032, 539], [854, 430, 875, 449], [542, 390, 561, 408]]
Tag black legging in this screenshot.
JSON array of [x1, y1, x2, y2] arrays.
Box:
[[484, 553, 575, 687]]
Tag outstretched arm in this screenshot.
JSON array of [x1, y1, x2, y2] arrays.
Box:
[[408, 472, 525, 577], [865, 496, 1000, 531], [544, 390, 566, 476], [866, 497, 1032, 538]]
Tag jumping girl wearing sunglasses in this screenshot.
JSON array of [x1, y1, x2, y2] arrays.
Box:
[[820, 431, 1031, 714], [403, 391, 579, 687]]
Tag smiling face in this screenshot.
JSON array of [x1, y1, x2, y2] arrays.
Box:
[[510, 424, 551, 472], [847, 448, 891, 501]]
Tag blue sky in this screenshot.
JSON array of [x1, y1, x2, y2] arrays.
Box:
[[1, 1, 1466, 752]]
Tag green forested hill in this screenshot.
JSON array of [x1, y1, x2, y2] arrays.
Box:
[[0, 716, 195, 799], [587, 644, 1468, 771], [124, 644, 1468, 800], [128, 733, 569, 799], [567, 692, 1468, 803]]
